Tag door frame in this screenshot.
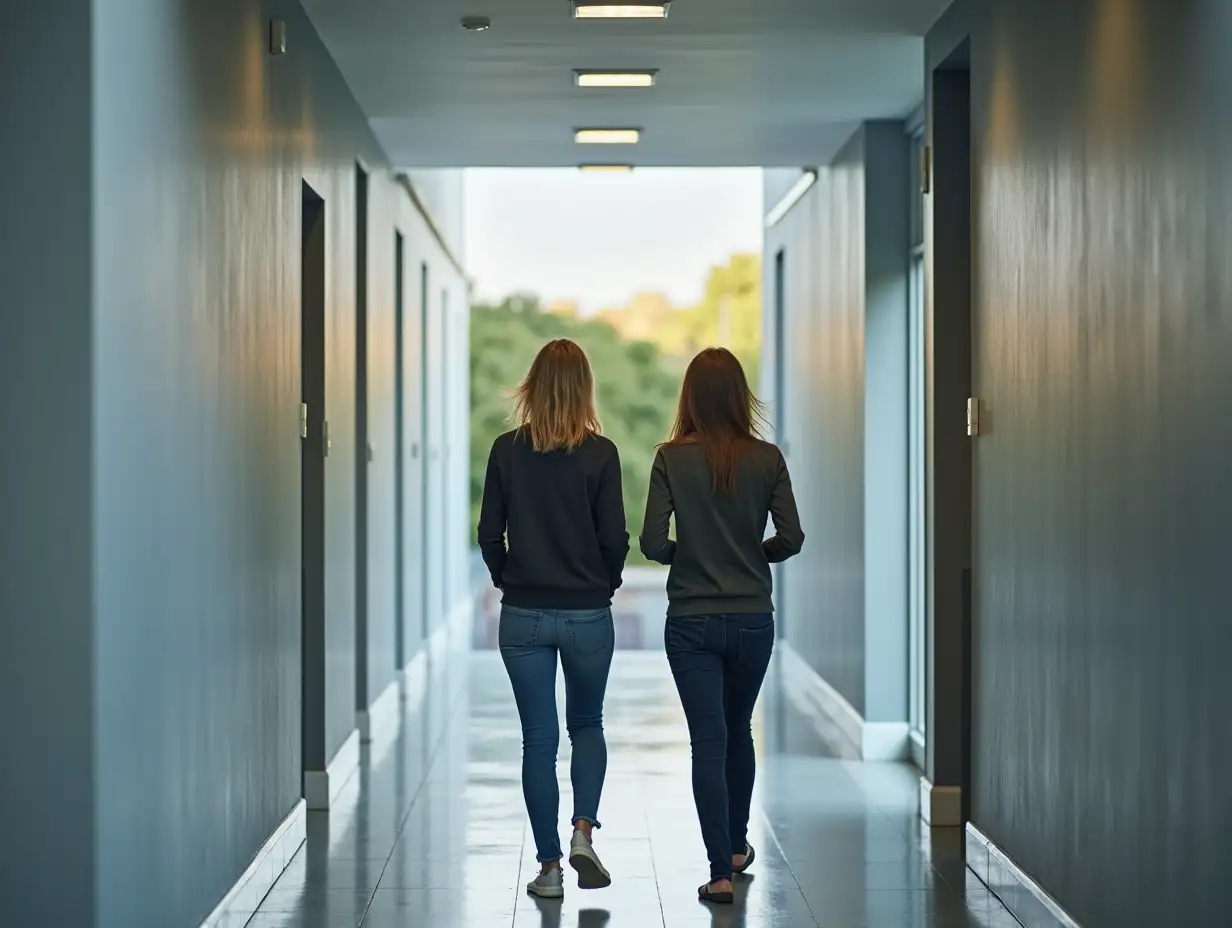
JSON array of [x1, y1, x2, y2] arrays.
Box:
[[393, 231, 406, 669], [923, 38, 974, 826], [354, 163, 370, 718], [300, 179, 328, 800], [419, 262, 431, 641], [772, 248, 788, 634]]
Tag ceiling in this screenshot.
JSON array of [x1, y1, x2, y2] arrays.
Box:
[[302, 0, 953, 168]]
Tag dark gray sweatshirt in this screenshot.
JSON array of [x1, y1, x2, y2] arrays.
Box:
[[639, 439, 804, 617]]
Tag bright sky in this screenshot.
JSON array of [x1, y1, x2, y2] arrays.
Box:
[[464, 168, 764, 315]]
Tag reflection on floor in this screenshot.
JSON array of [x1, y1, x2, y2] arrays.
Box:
[[238, 650, 1019, 927]]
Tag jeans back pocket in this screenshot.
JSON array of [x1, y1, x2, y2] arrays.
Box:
[[499, 608, 542, 649], [665, 617, 708, 655], [737, 623, 775, 668], [565, 609, 613, 655]]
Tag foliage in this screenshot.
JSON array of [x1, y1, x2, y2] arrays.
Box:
[[685, 252, 763, 385], [469, 294, 682, 564], [598, 253, 762, 385]]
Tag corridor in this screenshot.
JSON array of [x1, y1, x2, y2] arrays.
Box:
[[5, 2, 1230, 925], [238, 647, 1017, 928]]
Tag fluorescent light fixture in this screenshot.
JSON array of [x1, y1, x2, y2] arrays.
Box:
[[574, 128, 641, 145], [574, 70, 657, 88], [572, 3, 670, 19], [764, 169, 818, 228], [579, 164, 634, 173]]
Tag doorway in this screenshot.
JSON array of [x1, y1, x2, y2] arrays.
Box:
[[439, 286, 450, 617], [925, 40, 973, 825], [393, 231, 406, 668], [772, 248, 787, 631], [354, 165, 370, 715], [300, 181, 328, 794], [419, 263, 431, 640]]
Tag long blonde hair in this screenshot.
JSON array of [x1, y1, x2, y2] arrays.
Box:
[[512, 339, 601, 452]]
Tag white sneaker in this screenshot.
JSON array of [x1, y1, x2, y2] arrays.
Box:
[[527, 866, 564, 898], [568, 829, 612, 889]]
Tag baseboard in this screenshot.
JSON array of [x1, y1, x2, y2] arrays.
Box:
[[401, 647, 430, 715], [359, 670, 402, 745], [909, 727, 926, 770], [863, 721, 910, 761], [358, 594, 473, 743], [303, 728, 360, 811], [777, 642, 909, 761], [919, 777, 963, 826], [198, 799, 305, 928], [966, 823, 1083, 928]]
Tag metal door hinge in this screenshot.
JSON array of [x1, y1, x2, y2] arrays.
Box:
[[300, 403, 308, 439], [967, 397, 981, 437]]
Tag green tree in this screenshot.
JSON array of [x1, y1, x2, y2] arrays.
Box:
[[469, 294, 681, 565]]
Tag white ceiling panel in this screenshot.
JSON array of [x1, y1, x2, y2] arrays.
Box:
[[303, 0, 953, 166]]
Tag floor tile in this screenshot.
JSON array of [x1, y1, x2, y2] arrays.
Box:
[[240, 650, 1017, 928]]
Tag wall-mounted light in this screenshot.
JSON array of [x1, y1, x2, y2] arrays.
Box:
[[460, 15, 491, 31], [574, 70, 657, 88], [574, 128, 641, 145], [764, 169, 818, 228], [269, 20, 287, 55], [572, 3, 670, 19]]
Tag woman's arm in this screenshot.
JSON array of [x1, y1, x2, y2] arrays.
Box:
[[762, 450, 804, 563], [639, 450, 677, 565], [594, 445, 630, 594], [476, 441, 507, 587]]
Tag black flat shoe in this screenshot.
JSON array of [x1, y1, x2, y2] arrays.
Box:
[[698, 882, 734, 904]]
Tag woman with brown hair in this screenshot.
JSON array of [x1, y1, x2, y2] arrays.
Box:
[[640, 347, 804, 904], [478, 338, 629, 899]]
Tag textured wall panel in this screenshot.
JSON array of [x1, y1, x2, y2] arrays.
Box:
[[929, 0, 1232, 923], [0, 4, 96, 925], [87, 1, 466, 924], [765, 130, 867, 714]]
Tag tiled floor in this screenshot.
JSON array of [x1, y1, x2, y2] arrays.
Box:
[[239, 649, 1018, 927]]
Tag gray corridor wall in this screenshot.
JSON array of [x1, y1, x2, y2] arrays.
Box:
[[2, 1, 467, 926], [928, 0, 1232, 924], [763, 126, 910, 726], [0, 4, 96, 926], [764, 133, 867, 715]]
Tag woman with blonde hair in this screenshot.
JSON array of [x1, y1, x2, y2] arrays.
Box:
[[478, 338, 629, 898], [640, 347, 804, 904]]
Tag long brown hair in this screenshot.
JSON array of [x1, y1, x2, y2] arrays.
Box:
[[512, 339, 601, 453], [668, 347, 767, 493]]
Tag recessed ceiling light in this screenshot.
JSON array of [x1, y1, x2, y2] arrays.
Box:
[[572, 3, 670, 20], [579, 164, 634, 173], [574, 70, 657, 88], [574, 128, 641, 145]]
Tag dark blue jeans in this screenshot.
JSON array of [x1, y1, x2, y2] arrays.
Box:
[[665, 613, 774, 881], [500, 605, 615, 863]]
